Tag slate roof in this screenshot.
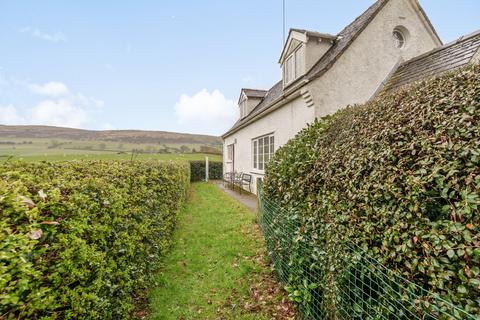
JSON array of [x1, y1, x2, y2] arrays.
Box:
[[242, 88, 268, 99], [383, 30, 480, 92]]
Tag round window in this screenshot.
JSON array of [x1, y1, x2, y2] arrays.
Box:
[[393, 29, 407, 49]]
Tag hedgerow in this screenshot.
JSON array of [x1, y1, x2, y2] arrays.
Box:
[[189, 160, 223, 182], [263, 64, 480, 316], [0, 160, 190, 319]]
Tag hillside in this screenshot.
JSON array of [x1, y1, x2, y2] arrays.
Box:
[[0, 125, 222, 146]]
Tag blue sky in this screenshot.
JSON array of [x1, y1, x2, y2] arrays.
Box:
[[0, 0, 479, 135]]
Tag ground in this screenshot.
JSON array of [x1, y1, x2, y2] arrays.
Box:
[[147, 183, 295, 320]]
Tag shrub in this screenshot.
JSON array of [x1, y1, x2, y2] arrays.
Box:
[[263, 64, 480, 316], [0, 160, 190, 319], [189, 160, 223, 182]]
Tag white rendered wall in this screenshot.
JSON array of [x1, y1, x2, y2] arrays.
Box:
[[223, 96, 314, 194]]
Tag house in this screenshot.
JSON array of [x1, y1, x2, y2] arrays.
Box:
[[222, 0, 480, 194]]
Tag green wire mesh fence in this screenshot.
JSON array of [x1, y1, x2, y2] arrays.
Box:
[[257, 191, 478, 320]]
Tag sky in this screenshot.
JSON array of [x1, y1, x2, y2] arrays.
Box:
[[0, 1, 479, 136]]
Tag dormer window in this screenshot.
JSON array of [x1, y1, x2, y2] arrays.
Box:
[[279, 29, 336, 87], [283, 45, 305, 86], [237, 88, 267, 120]]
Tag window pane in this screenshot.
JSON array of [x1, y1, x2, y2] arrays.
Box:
[[253, 141, 257, 169], [286, 55, 294, 83], [289, 57, 294, 81], [295, 46, 304, 78], [270, 136, 274, 155], [258, 138, 264, 170], [264, 137, 269, 163]]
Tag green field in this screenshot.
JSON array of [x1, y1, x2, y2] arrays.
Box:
[[0, 138, 222, 162]]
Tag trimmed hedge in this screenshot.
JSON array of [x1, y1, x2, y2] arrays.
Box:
[[263, 64, 480, 316], [189, 160, 223, 182], [0, 160, 190, 319]]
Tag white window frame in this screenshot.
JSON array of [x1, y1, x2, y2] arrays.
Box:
[[252, 134, 274, 172]]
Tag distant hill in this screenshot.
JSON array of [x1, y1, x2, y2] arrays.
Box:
[[0, 125, 222, 146]]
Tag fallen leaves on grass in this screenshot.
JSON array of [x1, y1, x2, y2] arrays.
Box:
[[217, 225, 297, 319]]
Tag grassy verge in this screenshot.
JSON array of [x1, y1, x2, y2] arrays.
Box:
[[148, 183, 295, 319]]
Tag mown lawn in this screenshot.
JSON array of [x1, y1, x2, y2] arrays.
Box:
[[148, 183, 294, 320]]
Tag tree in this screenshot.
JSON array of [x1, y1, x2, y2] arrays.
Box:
[[180, 145, 191, 153]]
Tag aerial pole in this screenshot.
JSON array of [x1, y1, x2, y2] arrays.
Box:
[[283, 0, 286, 45]]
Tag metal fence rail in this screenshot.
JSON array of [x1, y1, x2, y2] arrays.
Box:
[[257, 192, 478, 320]]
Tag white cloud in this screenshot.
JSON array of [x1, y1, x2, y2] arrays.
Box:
[[0, 80, 105, 129], [75, 93, 104, 109], [29, 81, 69, 96], [0, 105, 25, 124], [20, 27, 68, 43], [30, 99, 89, 128], [174, 89, 238, 135]]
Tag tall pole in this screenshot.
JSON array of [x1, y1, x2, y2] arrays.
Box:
[[283, 0, 286, 45]]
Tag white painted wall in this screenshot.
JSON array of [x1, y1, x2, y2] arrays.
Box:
[[223, 96, 314, 194], [305, 38, 332, 71]]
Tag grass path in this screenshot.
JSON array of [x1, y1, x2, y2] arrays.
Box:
[[148, 183, 294, 319]]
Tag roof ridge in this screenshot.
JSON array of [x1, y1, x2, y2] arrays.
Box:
[[241, 88, 268, 92], [290, 28, 337, 39]]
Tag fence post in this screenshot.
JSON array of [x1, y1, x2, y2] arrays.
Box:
[[205, 156, 209, 182]]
